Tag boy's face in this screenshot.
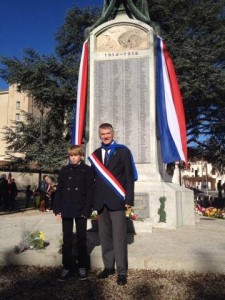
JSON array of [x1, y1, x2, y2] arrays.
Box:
[[69, 154, 82, 165]]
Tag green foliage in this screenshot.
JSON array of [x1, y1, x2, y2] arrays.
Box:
[[158, 196, 167, 223], [0, 5, 99, 171]]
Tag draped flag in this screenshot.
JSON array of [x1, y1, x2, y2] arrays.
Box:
[[156, 36, 188, 165], [72, 40, 89, 145]]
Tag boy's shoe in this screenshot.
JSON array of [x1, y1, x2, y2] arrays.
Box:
[[58, 268, 71, 281], [78, 268, 87, 281]]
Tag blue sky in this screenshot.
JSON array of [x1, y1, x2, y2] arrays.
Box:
[[0, 0, 102, 89]]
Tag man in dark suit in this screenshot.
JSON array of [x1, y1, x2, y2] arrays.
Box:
[[90, 123, 137, 285]]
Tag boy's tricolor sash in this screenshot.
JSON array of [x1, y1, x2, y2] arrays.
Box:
[[88, 153, 126, 200]]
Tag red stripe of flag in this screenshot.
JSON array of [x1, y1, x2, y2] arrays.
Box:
[[162, 43, 188, 165], [75, 40, 88, 145]]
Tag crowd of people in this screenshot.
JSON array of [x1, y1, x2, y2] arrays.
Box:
[[0, 173, 57, 212]]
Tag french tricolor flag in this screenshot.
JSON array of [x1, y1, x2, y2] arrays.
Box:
[[156, 36, 188, 165], [72, 40, 89, 145]]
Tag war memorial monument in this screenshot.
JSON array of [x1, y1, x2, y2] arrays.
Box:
[[81, 0, 195, 231]]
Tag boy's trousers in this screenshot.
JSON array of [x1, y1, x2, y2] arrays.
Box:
[[62, 217, 87, 269]]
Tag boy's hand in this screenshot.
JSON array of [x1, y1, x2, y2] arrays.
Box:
[[56, 213, 62, 221]]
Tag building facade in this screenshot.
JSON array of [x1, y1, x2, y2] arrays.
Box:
[[172, 160, 225, 192], [0, 85, 41, 161], [0, 85, 41, 189]]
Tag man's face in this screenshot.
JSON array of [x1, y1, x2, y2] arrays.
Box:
[[99, 127, 114, 145]]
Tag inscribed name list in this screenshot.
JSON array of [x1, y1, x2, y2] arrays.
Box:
[[94, 57, 150, 163]]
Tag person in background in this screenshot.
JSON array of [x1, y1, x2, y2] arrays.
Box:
[[223, 182, 225, 198], [217, 180, 222, 198], [53, 145, 94, 281], [89, 123, 137, 286], [45, 176, 52, 212], [0, 174, 9, 211], [8, 178, 18, 211], [50, 184, 57, 210], [38, 175, 49, 212], [25, 185, 33, 208]]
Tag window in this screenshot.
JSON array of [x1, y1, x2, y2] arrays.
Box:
[[195, 170, 198, 177], [212, 168, 216, 175], [15, 113, 20, 121], [16, 101, 20, 109]]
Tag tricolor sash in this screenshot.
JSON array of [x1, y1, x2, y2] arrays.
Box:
[[88, 153, 126, 200], [101, 143, 138, 181]]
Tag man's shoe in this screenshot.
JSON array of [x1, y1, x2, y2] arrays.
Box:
[[97, 268, 115, 279], [58, 268, 71, 281], [78, 268, 87, 281], [117, 275, 127, 286]]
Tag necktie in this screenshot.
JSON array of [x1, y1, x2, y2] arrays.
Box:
[[104, 149, 109, 166]]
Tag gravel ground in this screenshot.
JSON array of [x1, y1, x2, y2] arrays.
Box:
[[1, 266, 225, 300]]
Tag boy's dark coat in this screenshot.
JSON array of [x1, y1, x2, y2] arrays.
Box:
[[53, 161, 94, 218]]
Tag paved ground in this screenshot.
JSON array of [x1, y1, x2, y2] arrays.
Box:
[[0, 209, 225, 274]]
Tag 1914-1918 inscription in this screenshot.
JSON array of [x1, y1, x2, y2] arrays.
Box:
[[93, 57, 150, 163]]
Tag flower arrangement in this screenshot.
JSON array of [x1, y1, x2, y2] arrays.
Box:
[[15, 220, 49, 253], [90, 210, 99, 220], [194, 204, 205, 215], [195, 204, 225, 219], [90, 208, 142, 221], [203, 207, 225, 218], [125, 207, 139, 220]]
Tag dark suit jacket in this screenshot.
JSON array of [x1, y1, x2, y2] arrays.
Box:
[[92, 146, 135, 211], [53, 162, 94, 218]]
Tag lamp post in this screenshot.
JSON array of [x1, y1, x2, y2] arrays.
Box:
[[205, 162, 208, 195], [38, 106, 44, 183]]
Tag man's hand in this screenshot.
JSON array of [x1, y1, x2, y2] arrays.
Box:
[[125, 204, 132, 209]]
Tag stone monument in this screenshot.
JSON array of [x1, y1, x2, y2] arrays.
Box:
[[85, 0, 195, 230]]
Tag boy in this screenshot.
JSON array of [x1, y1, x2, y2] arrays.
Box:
[[53, 145, 94, 281]]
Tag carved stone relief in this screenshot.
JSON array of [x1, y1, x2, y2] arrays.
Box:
[[96, 25, 149, 52]]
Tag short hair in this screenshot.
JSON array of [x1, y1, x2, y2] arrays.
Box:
[[68, 145, 84, 157], [99, 123, 113, 130]]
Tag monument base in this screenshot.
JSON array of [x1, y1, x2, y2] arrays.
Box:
[[135, 181, 196, 229]]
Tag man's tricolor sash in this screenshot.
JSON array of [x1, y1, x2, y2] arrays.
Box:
[[101, 143, 138, 181], [72, 40, 89, 145], [88, 153, 126, 200]]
